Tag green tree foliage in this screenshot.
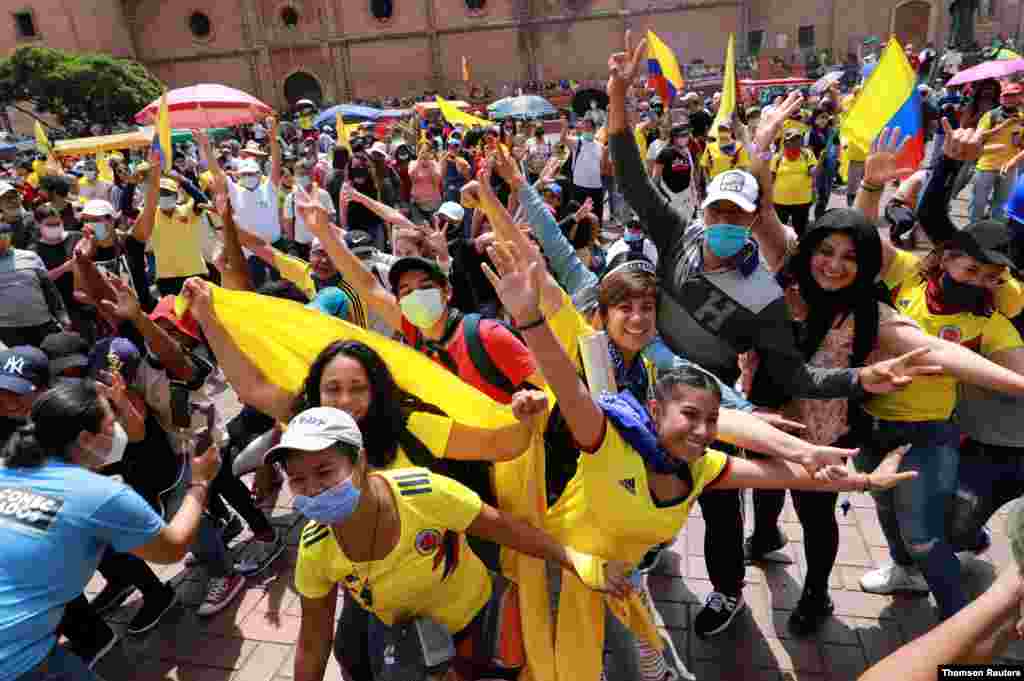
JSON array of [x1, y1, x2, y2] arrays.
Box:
[[0, 46, 163, 128]]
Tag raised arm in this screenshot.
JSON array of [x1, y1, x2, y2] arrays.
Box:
[[180, 277, 294, 423], [607, 32, 688, 256], [350, 185, 418, 232], [132, 149, 162, 243], [446, 390, 547, 461], [268, 116, 282, 188], [195, 129, 225, 189], [482, 241, 605, 450], [296, 184, 403, 330]]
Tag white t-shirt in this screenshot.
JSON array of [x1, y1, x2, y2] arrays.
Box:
[[227, 176, 281, 245], [646, 139, 667, 163], [284, 186, 333, 245], [252, 123, 267, 141], [571, 138, 603, 189]]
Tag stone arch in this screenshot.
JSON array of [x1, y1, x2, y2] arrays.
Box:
[[283, 70, 324, 107]]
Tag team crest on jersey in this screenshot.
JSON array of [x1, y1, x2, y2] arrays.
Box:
[[938, 325, 962, 344], [415, 528, 442, 555]]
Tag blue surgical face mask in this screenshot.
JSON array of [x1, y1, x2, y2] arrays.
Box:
[[623, 228, 644, 243], [705, 224, 750, 258], [89, 221, 110, 242], [293, 474, 361, 524]]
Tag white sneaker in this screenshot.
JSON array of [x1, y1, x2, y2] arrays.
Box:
[[197, 574, 246, 616], [859, 563, 930, 594]]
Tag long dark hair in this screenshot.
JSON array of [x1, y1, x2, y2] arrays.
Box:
[[787, 209, 890, 367], [3, 380, 104, 469], [293, 340, 444, 469]]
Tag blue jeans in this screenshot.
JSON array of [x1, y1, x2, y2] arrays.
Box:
[[16, 645, 101, 681], [164, 456, 232, 578], [853, 414, 964, 618], [972, 168, 1017, 221]]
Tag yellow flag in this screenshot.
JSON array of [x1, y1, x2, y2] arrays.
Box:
[[712, 34, 737, 135], [335, 113, 360, 152], [34, 121, 50, 155], [176, 284, 518, 429], [435, 96, 491, 129], [96, 150, 115, 184], [153, 90, 172, 173]]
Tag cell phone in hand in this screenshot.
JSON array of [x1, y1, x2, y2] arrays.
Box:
[[169, 381, 192, 429]]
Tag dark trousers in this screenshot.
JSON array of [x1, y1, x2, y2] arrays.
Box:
[[949, 439, 1024, 551], [752, 488, 840, 593], [0, 321, 61, 349], [774, 202, 812, 237], [699, 441, 746, 597], [209, 445, 274, 537]]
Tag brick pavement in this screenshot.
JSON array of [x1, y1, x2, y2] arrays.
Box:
[[90, 187, 1024, 680]]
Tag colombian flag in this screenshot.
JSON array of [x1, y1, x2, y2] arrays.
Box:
[[34, 121, 50, 155], [646, 31, 684, 104], [152, 90, 172, 173], [840, 38, 923, 175]]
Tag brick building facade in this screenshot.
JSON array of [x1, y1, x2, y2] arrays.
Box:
[[0, 0, 1008, 115]]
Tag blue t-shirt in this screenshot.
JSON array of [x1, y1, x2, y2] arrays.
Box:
[[0, 460, 164, 679]]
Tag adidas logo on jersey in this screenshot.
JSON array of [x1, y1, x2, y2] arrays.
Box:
[[619, 478, 637, 494]]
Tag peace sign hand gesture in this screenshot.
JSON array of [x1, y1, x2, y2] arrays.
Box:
[[857, 347, 943, 394], [481, 241, 543, 326], [608, 30, 648, 98]]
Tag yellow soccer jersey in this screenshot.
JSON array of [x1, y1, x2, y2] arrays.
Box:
[[295, 469, 491, 633], [867, 275, 1024, 421], [544, 423, 728, 566], [771, 150, 817, 205]]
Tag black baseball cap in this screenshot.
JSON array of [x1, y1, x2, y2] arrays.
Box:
[[387, 256, 447, 293], [40, 332, 90, 376], [951, 220, 1016, 271], [0, 346, 49, 395], [345, 230, 375, 257]]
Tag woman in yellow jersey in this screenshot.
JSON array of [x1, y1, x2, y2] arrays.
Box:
[[480, 236, 916, 681], [273, 407, 626, 681], [699, 121, 751, 181], [840, 128, 1024, 620], [771, 129, 817, 236]]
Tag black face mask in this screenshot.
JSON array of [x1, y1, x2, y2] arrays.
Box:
[[942, 272, 988, 310]]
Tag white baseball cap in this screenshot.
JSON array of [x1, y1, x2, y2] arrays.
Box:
[[81, 199, 115, 218], [436, 201, 465, 223], [701, 170, 759, 213], [0, 181, 16, 197], [237, 159, 262, 175], [369, 141, 389, 159], [264, 407, 363, 465]]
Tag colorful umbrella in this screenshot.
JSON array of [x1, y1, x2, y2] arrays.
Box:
[[948, 58, 1024, 86], [314, 104, 383, 127], [487, 95, 557, 120], [134, 84, 273, 129]]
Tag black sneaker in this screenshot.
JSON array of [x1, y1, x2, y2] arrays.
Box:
[[788, 590, 834, 636], [89, 582, 136, 615], [126, 584, 178, 635], [223, 513, 245, 545], [234, 528, 286, 577], [743, 527, 789, 563], [694, 591, 745, 638], [66, 626, 120, 669]]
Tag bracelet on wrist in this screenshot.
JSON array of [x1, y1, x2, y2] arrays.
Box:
[[517, 315, 546, 332], [860, 181, 884, 193]]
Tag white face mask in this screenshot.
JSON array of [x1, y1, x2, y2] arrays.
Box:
[[40, 224, 65, 242], [81, 422, 128, 470], [158, 196, 177, 211], [399, 287, 446, 329], [88, 221, 110, 242], [240, 175, 261, 190]]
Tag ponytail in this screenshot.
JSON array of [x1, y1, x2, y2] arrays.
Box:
[[2, 381, 104, 469]]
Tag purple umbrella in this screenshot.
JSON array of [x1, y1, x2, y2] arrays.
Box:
[[947, 59, 1024, 87]]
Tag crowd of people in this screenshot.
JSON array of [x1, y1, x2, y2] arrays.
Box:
[[6, 29, 1024, 681]]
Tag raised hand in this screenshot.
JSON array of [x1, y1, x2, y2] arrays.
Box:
[[753, 91, 804, 153], [180, 277, 215, 324], [97, 277, 141, 322], [607, 30, 648, 97], [481, 241, 542, 325], [864, 127, 915, 186], [492, 142, 524, 187], [294, 184, 330, 235], [858, 347, 943, 394], [941, 118, 1007, 162], [424, 219, 448, 257], [510, 389, 550, 430]]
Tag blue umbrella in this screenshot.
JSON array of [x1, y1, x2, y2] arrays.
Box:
[[314, 104, 383, 127], [487, 95, 557, 120]]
